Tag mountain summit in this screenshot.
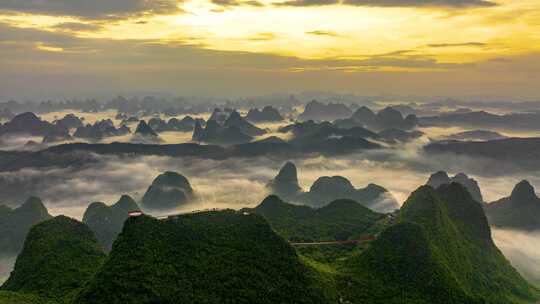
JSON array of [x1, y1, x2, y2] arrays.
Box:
[[510, 180, 537, 202], [266, 162, 302, 199], [426, 171, 484, 203], [0, 197, 52, 255], [339, 183, 537, 303], [141, 171, 194, 211], [1, 216, 106, 300], [82, 195, 140, 251], [487, 180, 540, 230]]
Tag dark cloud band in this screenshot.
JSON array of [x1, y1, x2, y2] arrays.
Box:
[[0, 0, 182, 18], [276, 0, 496, 7]]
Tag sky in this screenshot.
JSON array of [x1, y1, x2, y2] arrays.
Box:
[[0, 0, 539, 100]]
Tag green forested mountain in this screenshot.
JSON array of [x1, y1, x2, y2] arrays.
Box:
[[74, 211, 331, 304], [82, 195, 139, 251], [1, 216, 106, 302], [336, 183, 538, 304], [1, 187, 538, 304], [248, 195, 384, 242], [0, 291, 56, 304]]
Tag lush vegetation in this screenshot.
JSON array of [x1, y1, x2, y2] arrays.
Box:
[[340, 184, 537, 304], [1, 216, 106, 302], [75, 211, 331, 304], [0, 291, 56, 304], [2, 187, 538, 304], [248, 195, 385, 242]]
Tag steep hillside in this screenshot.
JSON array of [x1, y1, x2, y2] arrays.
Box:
[[75, 210, 331, 304], [337, 184, 538, 304], [0, 291, 56, 304], [1, 216, 106, 301], [426, 171, 484, 203], [339, 222, 475, 304], [266, 162, 302, 200]]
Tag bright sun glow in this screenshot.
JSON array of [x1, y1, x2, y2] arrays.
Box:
[[1, 0, 539, 69]]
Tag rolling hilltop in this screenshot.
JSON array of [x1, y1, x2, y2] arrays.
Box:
[[246, 195, 385, 242], [1, 185, 538, 304]]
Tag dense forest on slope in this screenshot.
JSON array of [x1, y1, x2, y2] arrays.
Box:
[[334, 184, 538, 304], [247, 195, 385, 242], [0, 291, 56, 304], [75, 211, 332, 304], [1, 188, 538, 304], [1, 216, 106, 302]]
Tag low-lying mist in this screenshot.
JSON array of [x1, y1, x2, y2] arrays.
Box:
[[492, 229, 540, 287], [0, 256, 16, 285], [1, 136, 540, 288], [1, 139, 539, 218]]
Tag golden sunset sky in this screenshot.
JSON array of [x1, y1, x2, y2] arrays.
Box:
[[0, 0, 539, 99]]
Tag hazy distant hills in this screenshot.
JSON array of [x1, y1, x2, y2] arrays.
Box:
[[0, 197, 51, 255], [267, 162, 399, 212], [1, 184, 538, 304], [140, 171, 194, 211], [0, 135, 385, 172], [82, 195, 140, 251], [266, 161, 302, 200], [74, 119, 130, 141], [486, 180, 540, 231], [425, 137, 540, 170], [147, 116, 203, 132], [334, 106, 418, 131], [442, 129, 507, 141], [0, 113, 64, 137], [245, 106, 284, 122], [192, 109, 267, 145], [421, 110, 540, 131], [298, 100, 352, 121]]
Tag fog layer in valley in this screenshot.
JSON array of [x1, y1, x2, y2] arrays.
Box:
[[492, 229, 540, 287], [2, 104, 540, 290]]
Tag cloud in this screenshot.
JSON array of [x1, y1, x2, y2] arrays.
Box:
[[342, 0, 496, 7], [211, 0, 265, 7], [305, 30, 342, 37], [275, 0, 336, 7], [247, 32, 277, 41], [1, 21, 539, 100], [492, 229, 540, 286], [276, 0, 496, 7], [0, 0, 182, 19], [51, 22, 103, 32], [0, 255, 16, 285], [427, 42, 487, 48]]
